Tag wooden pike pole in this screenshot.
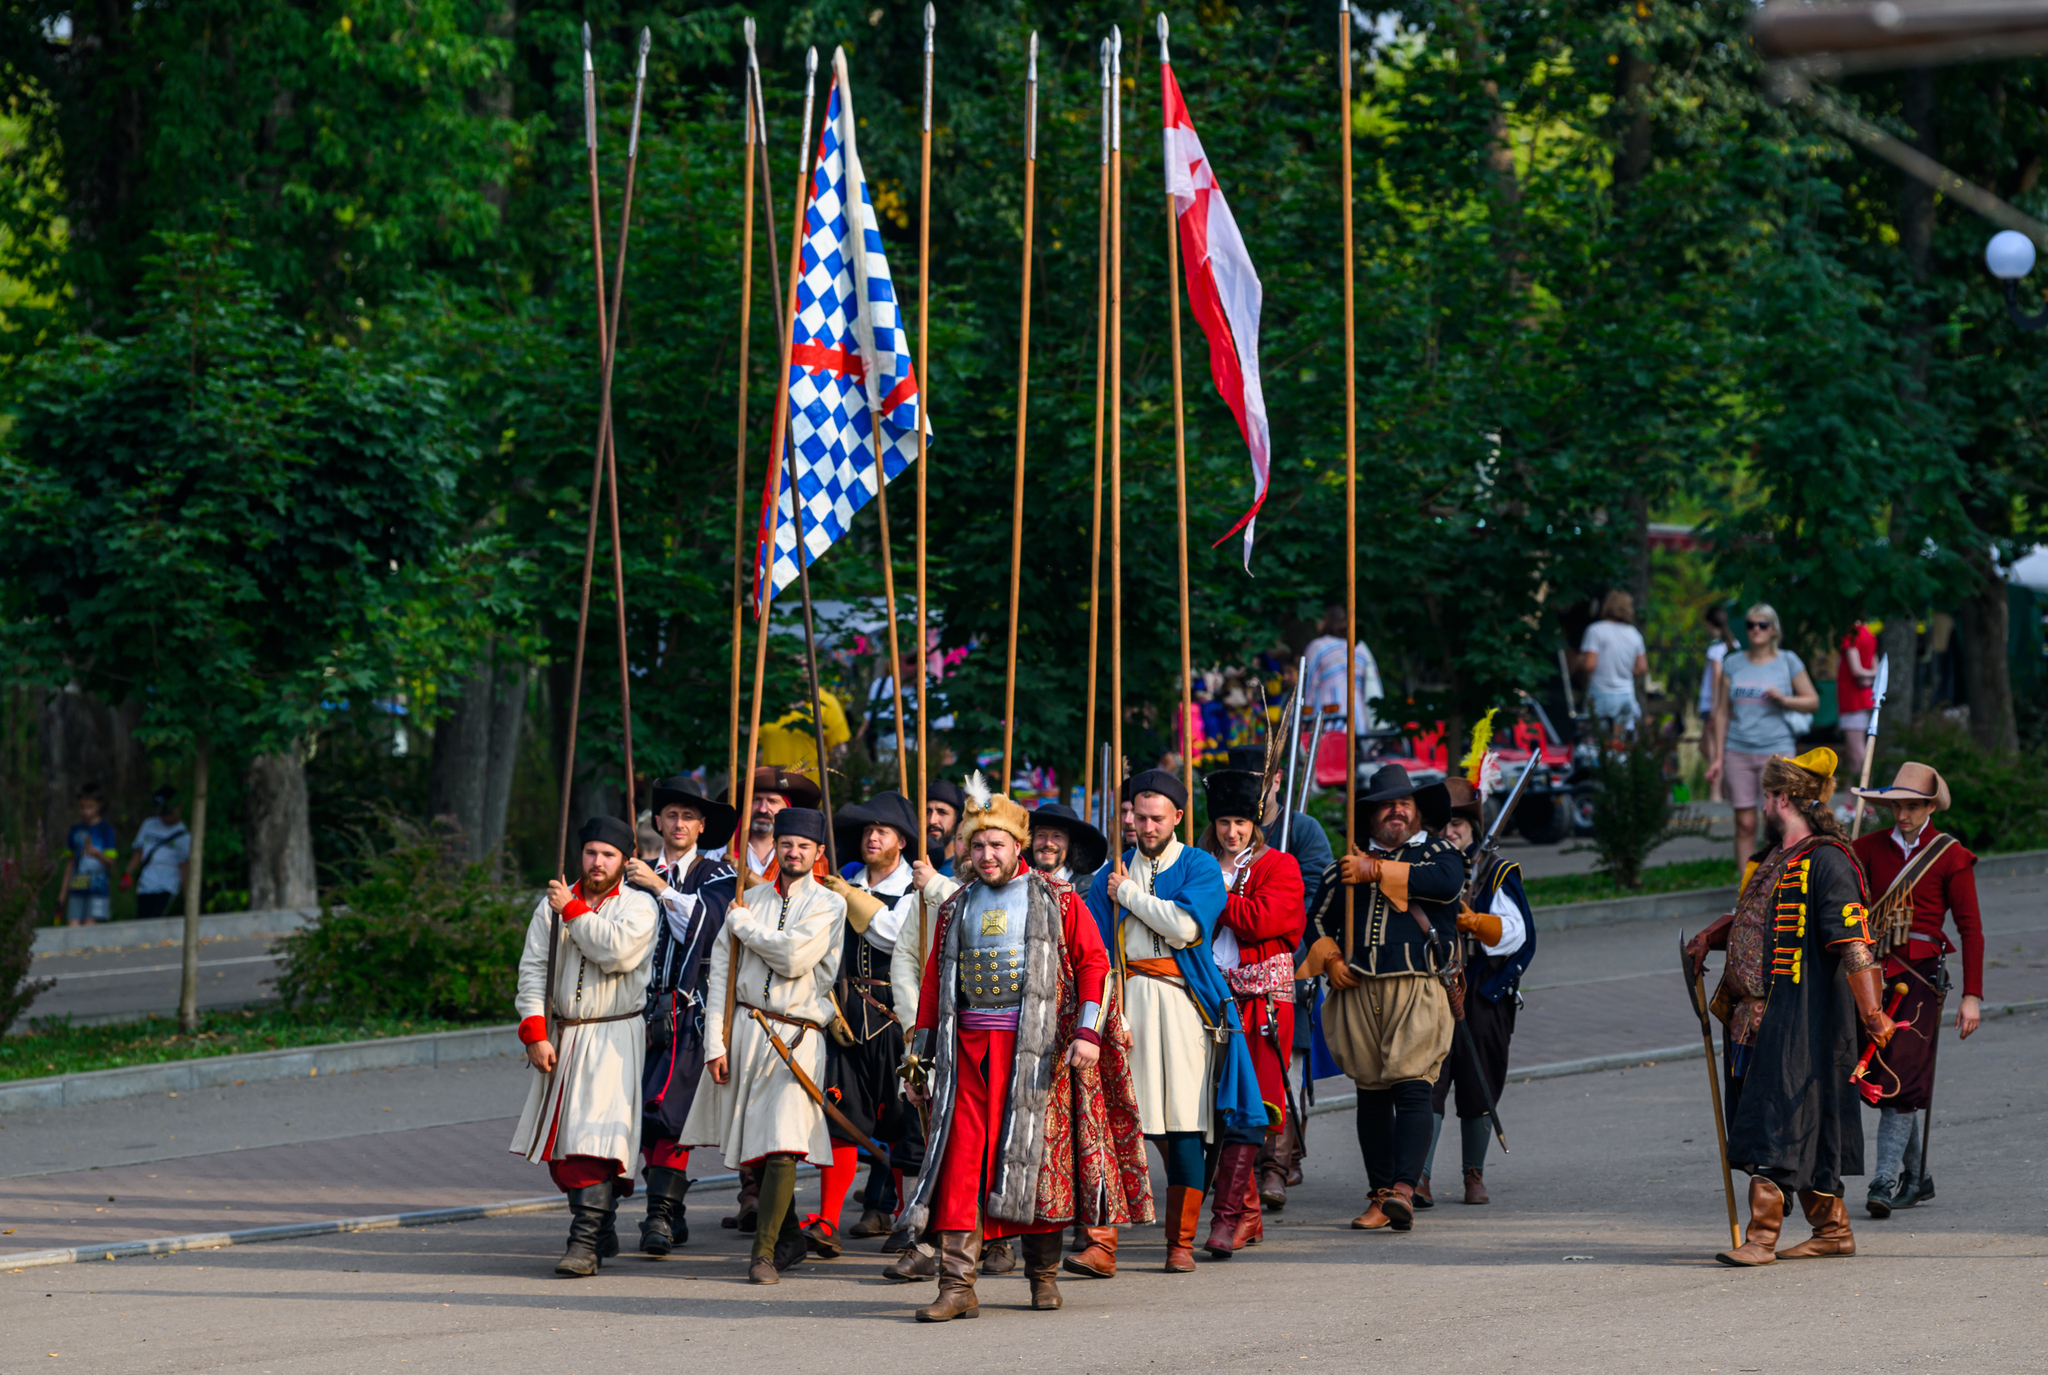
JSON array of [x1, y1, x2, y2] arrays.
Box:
[[727, 33, 761, 803], [1339, 0, 1359, 954], [1083, 37, 1110, 826], [739, 47, 826, 880], [1109, 24, 1125, 833], [1001, 34, 1040, 794], [916, 3, 935, 845], [1158, 15, 1195, 845]]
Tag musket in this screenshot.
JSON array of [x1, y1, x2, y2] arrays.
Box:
[[1849, 653, 1891, 840], [748, 1007, 893, 1163], [1278, 656, 1306, 852], [1459, 735, 1540, 909], [1296, 706, 1330, 817], [1680, 929, 1743, 1251]]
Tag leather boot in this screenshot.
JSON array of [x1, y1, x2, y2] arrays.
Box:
[[1413, 1174, 1435, 1210], [882, 1241, 937, 1282], [1462, 1167, 1490, 1206], [1715, 1175, 1785, 1267], [1163, 1185, 1202, 1272], [1778, 1190, 1856, 1259], [1063, 1226, 1118, 1278], [1256, 1124, 1294, 1210], [639, 1167, 691, 1256], [1021, 1231, 1063, 1309], [800, 1214, 842, 1259], [914, 1230, 981, 1322], [1350, 1188, 1393, 1230], [848, 1207, 893, 1239], [1235, 1162, 1265, 1248], [1069, 1224, 1089, 1252], [556, 1183, 618, 1277], [725, 1163, 761, 1232], [1203, 1143, 1258, 1257], [594, 1177, 629, 1260], [981, 1237, 1016, 1275], [1382, 1181, 1416, 1232]]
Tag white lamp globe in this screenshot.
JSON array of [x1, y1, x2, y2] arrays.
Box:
[[1986, 229, 2036, 281]]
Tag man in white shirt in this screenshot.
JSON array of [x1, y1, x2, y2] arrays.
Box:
[[126, 786, 191, 922]]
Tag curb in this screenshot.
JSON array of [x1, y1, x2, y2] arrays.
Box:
[[0, 1166, 809, 1272], [32, 908, 317, 958], [0, 1024, 524, 1114]]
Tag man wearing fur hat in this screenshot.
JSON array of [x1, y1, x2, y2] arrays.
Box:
[[1684, 749, 1897, 1266], [1849, 762, 1982, 1218], [1194, 767, 1305, 1257], [680, 807, 849, 1284], [1083, 769, 1266, 1273], [511, 815, 660, 1277], [1302, 766, 1465, 1232], [894, 774, 1151, 1321], [621, 779, 739, 1255]]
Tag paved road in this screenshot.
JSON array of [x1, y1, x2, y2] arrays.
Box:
[[5, 1011, 2042, 1373], [24, 935, 283, 1027]]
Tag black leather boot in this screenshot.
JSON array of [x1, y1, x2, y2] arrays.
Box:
[[639, 1166, 692, 1255], [556, 1184, 619, 1277]]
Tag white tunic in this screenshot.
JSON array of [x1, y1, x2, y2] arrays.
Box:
[[679, 873, 847, 1168], [1112, 839, 1215, 1137], [892, 869, 961, 1033], [509, 885, 659, 1167]]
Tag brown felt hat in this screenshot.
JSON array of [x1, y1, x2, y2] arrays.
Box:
[[1851, 761, 1951, 812]]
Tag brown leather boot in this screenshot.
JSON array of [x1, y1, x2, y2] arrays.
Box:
[[981, 1237, 1015, 1275], [1778, 1190, 1856, 1259], [1020, 1231, 1063, 1309], [881, 1241, 936, 1282], [1462, 1167, 1490, 1205], [1350, 1188, 1393, 1230], [1716, 1176, 1785, 1267], [1413, 1174, 1434, 1210], [914, 1230, 981, 1322], [1235, 1164, 1264, 1248], [1382, 1181, 1416, 1231], [1203, 1143, 1258, 1257], [1163, 1185, 1202, 1272], [1063, 1227, 1118, 1278]]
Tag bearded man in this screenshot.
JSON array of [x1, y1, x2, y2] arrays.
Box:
[[1685, 749, 1896, 1266], [893, 774, 1150, 1321], [680, 808, 849, 1284], [511, 816, 660, 1277], [721, 767, 825, 889], [1303, 766, 1463, 1233], [1029, 802, 1110, 890]]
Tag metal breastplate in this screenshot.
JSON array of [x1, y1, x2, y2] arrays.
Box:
[[957, 882, 1028, 1010]]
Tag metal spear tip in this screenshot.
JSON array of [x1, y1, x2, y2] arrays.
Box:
[[807, 45, 818, 74], [925, 2, 935, 32], [744, 15, 756, 45], [1028, 30, 1037, 79], [1157, 12, 1169, 42], [582, 20, 591, 51], [639, 27, 651, 57]]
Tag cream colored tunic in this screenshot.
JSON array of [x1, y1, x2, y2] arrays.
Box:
[[892, 869, 961, 1031], [680, 874, 847, 1168], [510, 886, 659, 1166], [1112, 839, 1215, 1137]]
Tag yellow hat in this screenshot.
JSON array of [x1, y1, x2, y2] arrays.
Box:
[[1786, 746, 1838, 779]]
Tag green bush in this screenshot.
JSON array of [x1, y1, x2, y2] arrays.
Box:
[[1874, 720, 2048, 853], [273, 815, 532, 1024], [1577, 733, 1702, 890]]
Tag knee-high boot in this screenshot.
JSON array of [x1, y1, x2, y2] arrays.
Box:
[[1715, 1175, 1785, 1267], [914, 1228, 982, 1322], [1777, 1190, 1856, 1259]]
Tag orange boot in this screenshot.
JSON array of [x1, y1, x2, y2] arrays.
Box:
[[1162, 1185, 1202, 1272], [1063, 1226, 1118, 1278], [1716, 1176, 1786, 1267]]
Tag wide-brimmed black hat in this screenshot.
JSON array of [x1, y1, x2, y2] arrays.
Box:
[[1125, 767, 1189, 810], [1028, 802, 1109, 875], [836, 789, 920, 860], [1357, 765, 1452, 832], [1203, 769, 1266, 826], [649, 775, 739, 846], [717, 766, 823, 809]]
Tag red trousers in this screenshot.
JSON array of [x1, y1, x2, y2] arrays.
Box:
[[932, 1027, 1060, 1238], [641, 1139, 690, 1171], [1237, 993, 1295, 1130]]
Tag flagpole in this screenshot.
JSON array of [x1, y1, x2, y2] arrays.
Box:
[[915, 4, 935, 856], [1083, 37, 1109, 828], [727, 48, 758, 809], [1109, 24, 1125, 833], [789, 52, 836, 865], [1159, 16, 1195, 845], [1339, 0, 1359, 955], [741, 46, 824, 876], [1001, 33, 1039, 795]]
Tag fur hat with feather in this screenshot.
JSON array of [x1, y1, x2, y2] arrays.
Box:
[[955, 769, 1033, 847]]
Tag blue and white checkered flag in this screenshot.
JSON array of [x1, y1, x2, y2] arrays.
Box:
[[755, 46, 930, 612]]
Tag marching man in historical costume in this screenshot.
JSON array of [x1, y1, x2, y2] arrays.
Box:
[[1849, 762, 1981, 1218], [1302, 766, 1463, 1233], [1083, 770, 1266, 1273], [1420, 774, 1534, 1208], [1029, 802, 1110, 891], [512, 815, 660, 1277], [1684, 749, 1897, 1266], [620, 777, 737, 1255], [721, 766, 825, 890], [1196, 765, 1305, 1256], [680, 807, 849, 1284], [892, 773, 1151, 1321]]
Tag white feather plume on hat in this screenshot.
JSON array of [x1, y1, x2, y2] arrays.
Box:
[[956, 769, 1031, 847]]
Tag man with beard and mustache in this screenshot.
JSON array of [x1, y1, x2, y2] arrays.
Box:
[[721, 767, 824, 891], [1084, 770, 1265, 1273], [1303, 766, 1463, 1233], [1028, 802, 1109, 891], [893, 773, 1150, 1321], [1685, 749, 1896, 1266]]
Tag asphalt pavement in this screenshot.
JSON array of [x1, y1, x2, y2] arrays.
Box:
[[25, 935, 284, 1027]]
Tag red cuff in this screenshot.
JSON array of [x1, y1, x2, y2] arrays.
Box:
[[1073, 1027, 1102, 1047], [561, 896, 591, 921], [518, 1015, 549, 1045]]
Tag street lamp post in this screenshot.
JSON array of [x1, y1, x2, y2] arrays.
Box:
[[1986, 229, 2048, 330]]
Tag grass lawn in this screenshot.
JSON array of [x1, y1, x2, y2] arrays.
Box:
[[0, 1007, 476, 1083], [1522, 857, 1740, 907]]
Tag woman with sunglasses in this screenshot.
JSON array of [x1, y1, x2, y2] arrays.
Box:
[[1706, 604, 1822, 867]]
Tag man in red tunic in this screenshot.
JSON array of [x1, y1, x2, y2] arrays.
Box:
[[1849, 762, 1982, 1217], [896, 773, 1152, 1322], [1196, 767, 1304, 1256]]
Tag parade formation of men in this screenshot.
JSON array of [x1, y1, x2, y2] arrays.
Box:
[[510, 725, 1988, 1306]]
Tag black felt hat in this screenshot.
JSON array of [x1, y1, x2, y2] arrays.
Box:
[[1125, 767, 1189, 810], [579, 814, 637, 857], [649, 775, 739, 847], [717, 766, 823, 809], [1357, 766, 1451, 833], [926, 778, 967, 815], [1028, 802, 1109, 876], [836, 789, 921, 857], [773, 807, 829, 843], [1203, 769, 1266, 826]]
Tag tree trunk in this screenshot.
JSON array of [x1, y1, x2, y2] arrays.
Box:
[[428, 644, 527, 864], [1957, 560, 2019, 758], [1879, 614, 1918, 726], [38, 684, 148, 850], [548, 651, 618, 873], [480, 660, 528, 863], [246, 743, 317, 910], [179, 737, 209, 1033]]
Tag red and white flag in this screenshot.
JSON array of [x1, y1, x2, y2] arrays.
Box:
[[1162, 55, 1271, 571]]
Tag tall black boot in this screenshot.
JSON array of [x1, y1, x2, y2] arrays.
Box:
[[556, 1184, 619, 1278], [596, 1177, 630, 1260], [639, 1166, 692, 1256]]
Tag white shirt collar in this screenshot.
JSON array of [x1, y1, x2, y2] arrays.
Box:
[[1891, 821, 1930, 856], [861, 857, 913, 894], [660, 845, 698, 873]]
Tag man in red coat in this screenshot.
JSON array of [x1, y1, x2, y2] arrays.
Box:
[[1849, 762, 1982, 1217], [1196, 767, 1304, 1256], [896, 774, 1152, 1322]]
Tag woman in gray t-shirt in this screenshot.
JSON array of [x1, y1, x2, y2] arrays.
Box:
[[1706, 602, 1819, 867]]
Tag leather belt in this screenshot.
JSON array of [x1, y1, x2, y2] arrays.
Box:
[[557, 1007, 645, 1026]]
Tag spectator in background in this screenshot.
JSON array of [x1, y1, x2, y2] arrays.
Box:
[[60, 783, 119, 925], [1577, 591, 1649, 731], [125, 786, 191, 921], [1706, 602, 1821, 867], [1837, 618, 1879, 786], [1303, 605, 1384, 739], [1698, 605, 1736, 800]]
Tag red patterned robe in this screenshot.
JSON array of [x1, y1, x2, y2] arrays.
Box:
[[1214, 842, 1306, 1128]]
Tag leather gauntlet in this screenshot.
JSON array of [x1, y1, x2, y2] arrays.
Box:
[[820, 872, 885, 933], [1456, 903, 1503, 948], [1846, 964, 1896, 1046]]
